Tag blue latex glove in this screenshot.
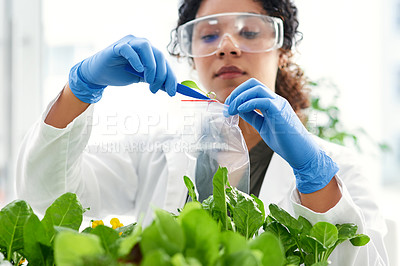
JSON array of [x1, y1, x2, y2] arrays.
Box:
[[225, 78, 339, 194], [69, 35, 177, 103]]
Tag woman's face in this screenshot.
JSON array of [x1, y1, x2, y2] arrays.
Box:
[[193, 0, 281, 102]]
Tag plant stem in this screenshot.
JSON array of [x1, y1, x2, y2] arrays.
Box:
[[315, 243, 318, 263], [320, 251, 326, 262], [294, 237, 306, 262]]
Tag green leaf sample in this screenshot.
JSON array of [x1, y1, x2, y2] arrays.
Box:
[[181, 80, 216, 99]]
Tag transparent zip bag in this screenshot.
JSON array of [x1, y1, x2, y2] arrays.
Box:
[[178, 99, 250, 202]]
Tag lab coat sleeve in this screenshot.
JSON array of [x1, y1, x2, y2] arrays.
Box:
[[15, 96, 139, 218], [290, 142, 389, 266]]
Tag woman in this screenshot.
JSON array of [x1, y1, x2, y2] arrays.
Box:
[[16, 0, 388, 264]]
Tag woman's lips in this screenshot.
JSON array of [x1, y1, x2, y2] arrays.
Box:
[[215, 66, 245, 80]]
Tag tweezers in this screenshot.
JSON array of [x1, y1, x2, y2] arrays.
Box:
[[124, 66, 210, 100]]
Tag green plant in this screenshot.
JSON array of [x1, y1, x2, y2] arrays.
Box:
[[185, 167, 369, 266], [264, 205, 369, 265], [0, 167, 369, 265], [307, 79, 390, 152]]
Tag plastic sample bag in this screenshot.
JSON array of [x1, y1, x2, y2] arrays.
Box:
[[179, 100, 250, 202]]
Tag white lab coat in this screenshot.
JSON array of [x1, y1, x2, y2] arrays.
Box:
[[16, 97, 389, 266]]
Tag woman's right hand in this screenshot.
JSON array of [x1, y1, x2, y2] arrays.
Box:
[[68, 35, 178, 103]]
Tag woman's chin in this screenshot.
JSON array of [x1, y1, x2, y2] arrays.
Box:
[[213, 88, 234, 103], [208, 78, 249, 102]]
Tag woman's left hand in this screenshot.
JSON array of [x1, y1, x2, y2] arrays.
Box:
[[225, 78, 339, 194]]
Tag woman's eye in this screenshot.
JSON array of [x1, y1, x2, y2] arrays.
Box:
[[240, 30, 260, 39], [201, 34, 219, 43]]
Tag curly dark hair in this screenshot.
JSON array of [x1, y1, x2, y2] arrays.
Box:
[[167, 0, 310, 120]]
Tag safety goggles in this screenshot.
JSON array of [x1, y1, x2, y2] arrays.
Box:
[[177, 12, 284, 58]]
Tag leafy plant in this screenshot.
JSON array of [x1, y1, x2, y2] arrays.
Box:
[[0, 167, 369, 265], [186, 167, 369, 265], [307, 79, 390, 152], [264, 204, 369, 265]]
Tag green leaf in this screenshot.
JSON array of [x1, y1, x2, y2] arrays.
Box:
[[268, 204, 302, 235], [336, 223, 357, 241], [300, 235, 326, 254], [154, 209, 185, 255], [0, 199, 33, 261], [81, 227, 93, 234], [220, 230, 248, 255], [183, 176, 198, 202], [171, 253, 202, 266], [23, 213, 53, 266], [180, 208, 220, 266], [201, 196, 215, 216], [140, 223, 166, 256], [309, 222, 338, 249], [232, 198, 264, 239], [181, 80, 201, 91], [178, 201, 203, 222], [225, 186, 239, 210], [286, 255, 301, 265], [248, 231, 285, 266], [81, 254, 119, 266], [297, 216, 313, 235], [115, 222, 136, 238], [41, 192, 84, 243], [222, 249, 262, 266], [141, 209, 184, 258], [251, 194, 265, 222], [350, 234, 370, 246], [90, 225, 120, 258], [304, 253, 316, 265], [212, 167, 229, 231], [263, 220, 295, 253], [141, 249, 172, 266], [117, 223, 142, 257], [54, 230, 104, 266]]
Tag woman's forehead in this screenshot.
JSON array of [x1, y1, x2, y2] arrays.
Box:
[[196, 0, 265, 18]]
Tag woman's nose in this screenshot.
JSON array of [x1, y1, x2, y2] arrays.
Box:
[[215, 34, 242, 57]]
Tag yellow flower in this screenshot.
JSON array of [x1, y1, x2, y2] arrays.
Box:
[[119, 232, 123, 236], [91, 220, 104, 229], [110, 218, 124, 229]]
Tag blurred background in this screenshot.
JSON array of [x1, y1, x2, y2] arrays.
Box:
[[0, 0, 399, 263]]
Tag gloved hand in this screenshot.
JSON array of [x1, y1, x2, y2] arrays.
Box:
[[69, 35, 177, 103], [225, 78, 339, 194]]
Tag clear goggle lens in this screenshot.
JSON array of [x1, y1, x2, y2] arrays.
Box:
[[177, 12, 284, 58]]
